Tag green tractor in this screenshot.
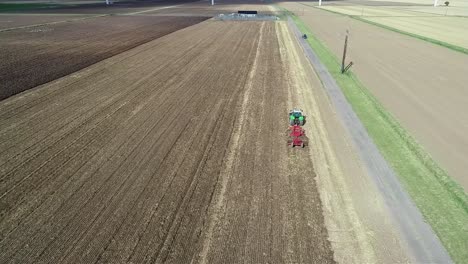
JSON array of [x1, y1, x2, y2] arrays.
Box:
[[289, 108, 305, 126]]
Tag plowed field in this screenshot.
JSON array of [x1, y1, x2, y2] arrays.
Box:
[[0, 20, 334, 263], [0, 14, 96, 30], [0, 15, 208, 100]]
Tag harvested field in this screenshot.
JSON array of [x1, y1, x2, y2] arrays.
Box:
[[317, 5, 468, 48], [0, 15, 208, 100], [313, 0, 430, 6], [372, 0, 468, 7], [362, 15, 468, 48], [281, 1, 468, 191], [388, 5, 468, 16], [0, 20, 334, 263]]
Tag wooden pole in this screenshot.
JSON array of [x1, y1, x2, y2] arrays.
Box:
[[341, 33, 348, 73]]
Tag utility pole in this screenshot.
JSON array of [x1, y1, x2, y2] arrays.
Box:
[[211, 0, 214, 6], [105, 0, 110, 5], [341, 30, 353, 74], [319, 0, 322, 6], [434, 0, 438, 7], [341, 33, 348, 73]]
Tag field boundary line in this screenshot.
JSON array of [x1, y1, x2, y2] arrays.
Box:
[[297, 2, 468, 55], [285, 14, 452, 264]]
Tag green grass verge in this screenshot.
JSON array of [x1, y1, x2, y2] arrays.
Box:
[[279, 6, 468, 264], [0, 3, 59, 12], [298, 3, 468, 55]]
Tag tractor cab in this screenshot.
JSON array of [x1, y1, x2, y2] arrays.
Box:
[[289, 108, 305, 126]]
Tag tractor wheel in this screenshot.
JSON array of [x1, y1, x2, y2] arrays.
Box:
[[300, 142, 305, 148]]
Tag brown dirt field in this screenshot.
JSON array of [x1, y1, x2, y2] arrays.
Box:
[[0, 20, 334, 263], [197, 21, 333, 264], [1, 0, 200, 15], [142, 1, 276, 16], [0, 15, 208, 100], [141, 7, 238, 16], [281, 2, 468, 191], [0, 1, 203, 31], [0, 14, 97, 30]]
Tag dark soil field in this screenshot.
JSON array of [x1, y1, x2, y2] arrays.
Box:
[[0, 14, 97, 30], [0, 15, 208, 100], [0, 0, 200, 14], [0, 19, 334, 263]]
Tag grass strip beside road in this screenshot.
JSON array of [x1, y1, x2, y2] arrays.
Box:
[[280, 7, 468, 263], [298, 3, 468, 55]]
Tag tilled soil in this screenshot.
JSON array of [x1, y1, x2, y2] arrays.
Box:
[[0, 14, 97, 30], [1, 0, 200, 15], [0, 15, 208, 100], [197, 22, 333, 264], [141, 2, 276, 16], [0, 20, 334, 263]]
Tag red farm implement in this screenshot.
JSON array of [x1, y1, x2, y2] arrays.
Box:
[[287, 124, 307, 148]]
